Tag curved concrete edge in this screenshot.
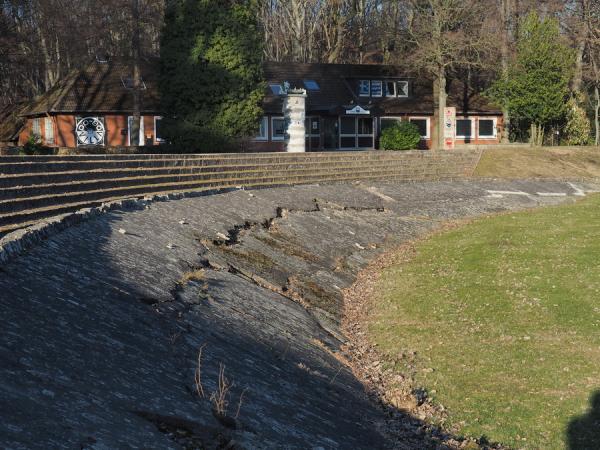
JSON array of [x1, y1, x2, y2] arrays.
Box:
[[1, 174, 595, 269], [0, 187, 241, 267], [0, 175, 471, 268]]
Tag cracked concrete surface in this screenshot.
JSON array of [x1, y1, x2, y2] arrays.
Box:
[[0, 179, 598, 449]]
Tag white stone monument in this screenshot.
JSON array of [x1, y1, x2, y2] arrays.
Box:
[[443, 106, 456, 150], [283, 88, 307, 153]]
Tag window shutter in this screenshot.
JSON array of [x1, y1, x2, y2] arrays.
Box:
[[45, 118, 54, 144]]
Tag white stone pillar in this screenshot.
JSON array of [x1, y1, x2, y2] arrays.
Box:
[[283, 88, 307, 153]]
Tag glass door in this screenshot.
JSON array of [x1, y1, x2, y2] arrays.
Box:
[[322, 116, 339, 150]]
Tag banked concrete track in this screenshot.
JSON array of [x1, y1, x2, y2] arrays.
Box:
[[1, 179, 598, 449]]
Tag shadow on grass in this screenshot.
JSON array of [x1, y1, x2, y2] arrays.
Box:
[[567, 390, 600, 450]]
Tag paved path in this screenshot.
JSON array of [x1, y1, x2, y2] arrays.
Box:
[[0, 179, 597, 449]]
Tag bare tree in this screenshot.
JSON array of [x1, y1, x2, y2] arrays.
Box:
[[0, 0, 163, 108], [131, 0, 142, 147], [259, 0, 388, 64], [578, 0, 600, 144], [399, 0, 494, 149], [499, 0, 516, 142]]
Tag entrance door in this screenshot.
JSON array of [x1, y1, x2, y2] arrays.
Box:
[[322, 116, 339, 150]]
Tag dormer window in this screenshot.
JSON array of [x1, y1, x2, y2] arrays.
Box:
[[121, 76, 147, 90], [269, 84, 284, 95], [303, 80, 320, 91], [371, 80, 383, 97], [396, 81, 409, 97], [385, 81, 396, 97], [359, 80, 370, 96], [360, 79, 409, 97]]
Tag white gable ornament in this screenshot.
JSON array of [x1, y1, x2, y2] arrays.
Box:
[[345, 105, 370, 115]]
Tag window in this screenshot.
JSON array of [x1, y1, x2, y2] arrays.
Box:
[[128, 116, 145, 145], [385, 81, 396, 97], [271, 117, 286, 140], [358, 117, 373, 135], [359, 80, 370, 96], [456, 118, 474, 139], [340, 116, 357, 135], [154, 116, 165, 142], [478, 118, 497, 138], [381, 117, 402, 131], [357, 117, 374, 148], [75, 116, 105, 146], [269, 84, 284, 95], [305, 117, 320, 136], [409, 117, 430, 139], [371, 80, 383, 97], [254, 116, 268, 140], [340, 116, 357, 148], [305, 117, 320, 150], [32, 118, 41, 138], [45, 117, 54, 145], [396, 81, 409, 97], [340, 116, 374, 149], [303, 80, 320, 91]]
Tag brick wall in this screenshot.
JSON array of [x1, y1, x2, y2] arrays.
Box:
[[19, 114, 164, 147]]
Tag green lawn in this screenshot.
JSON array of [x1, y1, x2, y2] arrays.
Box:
[[369, 195, 600, 449]]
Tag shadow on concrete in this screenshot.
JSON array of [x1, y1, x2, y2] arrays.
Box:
[[0, 197, 477, 449], [567, 391, 600, 450]]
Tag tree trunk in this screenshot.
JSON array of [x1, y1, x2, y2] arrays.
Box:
[[435, 69, 447, 150], [291, 0, 304, 62], [530, 123, 544, 146], [356, 0, 366, 63], [36, 17, 56, 89], [573, 39, 586, 94], [595, 85, 600, 146], [500, 0, 512, 143], [131, 0, 142, 147]]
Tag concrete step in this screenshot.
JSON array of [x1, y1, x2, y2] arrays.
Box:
[[0, 158, 421, 189], [0, 165, 455, 233], [0, 150, 412, 163], [0, 152, 432, 175], [0, 162, 429, 199], [0, 165, 461, 225], [0, 150, 480, 234]]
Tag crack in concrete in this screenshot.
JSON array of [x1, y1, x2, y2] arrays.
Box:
[[177, 201, 390, 357], [6, 180, 597, 448]]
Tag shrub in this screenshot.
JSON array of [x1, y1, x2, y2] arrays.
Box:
[[564, 96, 591, 145], [20, 135, 53, 155], [380, 122, 421, 150]]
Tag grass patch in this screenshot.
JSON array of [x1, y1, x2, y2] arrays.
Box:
[[369, 195, 600, 449], [474, 147, 600, 179]]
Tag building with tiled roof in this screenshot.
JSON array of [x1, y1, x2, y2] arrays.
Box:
[[0, 102, 27, 148], [17, 57, 503, 151]]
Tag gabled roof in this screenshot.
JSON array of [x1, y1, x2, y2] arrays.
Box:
[[0, 102, 27, 143], [263, 61, 431, 115], [263, 61, 501, 115], [25, 57, 161, 116], [22, 58, 500, 118]]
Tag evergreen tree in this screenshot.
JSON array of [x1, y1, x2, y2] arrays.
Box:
[[159, 0, 264, 151], [488, 12, 574, 145]]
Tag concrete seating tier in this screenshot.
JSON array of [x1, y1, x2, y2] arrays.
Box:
[[0, 150, 480, 234]]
